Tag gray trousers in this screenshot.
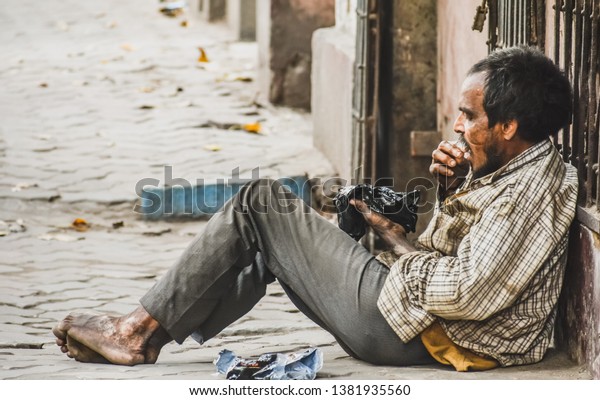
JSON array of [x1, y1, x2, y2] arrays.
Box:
[[140, 179, 433, 366]]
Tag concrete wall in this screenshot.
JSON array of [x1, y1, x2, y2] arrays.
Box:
[[311, 0, 356, 181], [226, 0, 256, 41], [556, 220, 600, 379], [257, 0, 272, 107], [311, 28, 355, 181], [256, 0, 335, 110], [436, 0, 488, 139]]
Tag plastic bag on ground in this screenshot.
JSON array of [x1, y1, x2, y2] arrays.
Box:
[[214, 348, 323, 380]]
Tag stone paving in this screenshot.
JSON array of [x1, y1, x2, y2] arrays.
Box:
[[0, 0, 591, 380]]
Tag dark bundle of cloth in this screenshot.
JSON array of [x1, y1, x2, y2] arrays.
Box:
[[334, 184, 420, 240]]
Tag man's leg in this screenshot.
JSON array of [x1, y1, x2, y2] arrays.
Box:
[[54, 179, 432, 366], [139, 179, 431, 366]]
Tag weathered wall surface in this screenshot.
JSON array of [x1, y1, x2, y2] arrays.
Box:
[[257, 0, 335, 110], [311, 27, 355, 181], [556, 221, 600, 379], [311, 0, 356, 181], [388, 0, 437, 234], [436, 0, 488, 139]]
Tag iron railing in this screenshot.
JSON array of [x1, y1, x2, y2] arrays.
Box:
[[488, 0, 600, 214], [551, 0, 600, 212], [488, 0, 546, 51]]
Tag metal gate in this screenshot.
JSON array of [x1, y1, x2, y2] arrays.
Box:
[[487, 0, 600, 217], [487, 0, 546, 51], [550, 0, 600, 216]]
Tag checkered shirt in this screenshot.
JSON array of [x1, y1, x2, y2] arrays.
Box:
[[377, 139, 579, 366]]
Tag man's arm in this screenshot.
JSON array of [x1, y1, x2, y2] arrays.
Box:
[[377, 196, 574, 343], [395, 199, 563, 321]]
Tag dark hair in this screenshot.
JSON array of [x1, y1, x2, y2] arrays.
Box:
[[468, 46, 572, 143]]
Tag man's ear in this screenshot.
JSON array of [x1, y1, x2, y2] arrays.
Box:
[[500, 120, 518, 140]]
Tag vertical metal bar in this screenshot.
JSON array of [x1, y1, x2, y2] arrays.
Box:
[[352, 0, 368, 182], [565, 0, 585, 167], [527, 0, 534, 45], [498, 0, 503, 48], [376, 0, 393, 183], [563, 0, 574, 163], [591, 0, 600, 212], [516, 0, 521, 44], [588, 0, 600, 209], [366, 0, 379, 183], [510, 0, 517, 45], [489, 0, 499, 50], [553, 0, 563, 147], [537, 0, 546, 50], [522, 0, 528, 43], [504, 0, 509, 47], [499, 0, 510, 48], [554, 0, 562, 65], [580, 0, 591, 205]]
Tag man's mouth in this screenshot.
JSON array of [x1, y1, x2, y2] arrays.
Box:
[[457, 136, 470, 152]]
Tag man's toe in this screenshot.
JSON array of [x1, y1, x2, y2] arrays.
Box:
[[52, 325, 67, 340]]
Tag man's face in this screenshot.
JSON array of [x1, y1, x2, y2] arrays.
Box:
[[453, 72, 504, 179]]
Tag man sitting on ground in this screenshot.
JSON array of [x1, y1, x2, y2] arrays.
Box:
[[53, 46, 578, 371]]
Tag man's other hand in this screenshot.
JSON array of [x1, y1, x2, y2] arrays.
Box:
[[350, 199, 406, 237], [430, 140, 471, 197], [349, 199, 416, 256]]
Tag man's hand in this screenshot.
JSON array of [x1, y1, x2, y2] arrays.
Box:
[[430, 140, 471, 198], [350, 199, 416, 256]]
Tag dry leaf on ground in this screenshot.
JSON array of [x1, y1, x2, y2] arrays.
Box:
[[216, 73, 253, 83], [196, 120, 263, 134], [197, 47, 209, 63], [159, 2, 185, 18], [71, 218, 90, 232], [112, 221, 124, 229], [142, 228, 172, 236], [243, 122, 262, 134]]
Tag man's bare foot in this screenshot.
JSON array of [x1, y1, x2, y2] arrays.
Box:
[[52, 306, 169, 366], [65, 336, 110, 363]]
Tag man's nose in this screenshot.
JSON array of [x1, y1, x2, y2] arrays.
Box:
[[453, 114, 465, 134]]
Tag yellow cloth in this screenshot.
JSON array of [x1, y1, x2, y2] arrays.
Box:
[[420, 322, 499, 372]]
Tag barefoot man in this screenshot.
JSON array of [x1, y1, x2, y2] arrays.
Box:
[[54, 47, 578, 372]]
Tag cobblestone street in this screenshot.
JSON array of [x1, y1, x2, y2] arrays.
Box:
[[0, 0, 590, 380]]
